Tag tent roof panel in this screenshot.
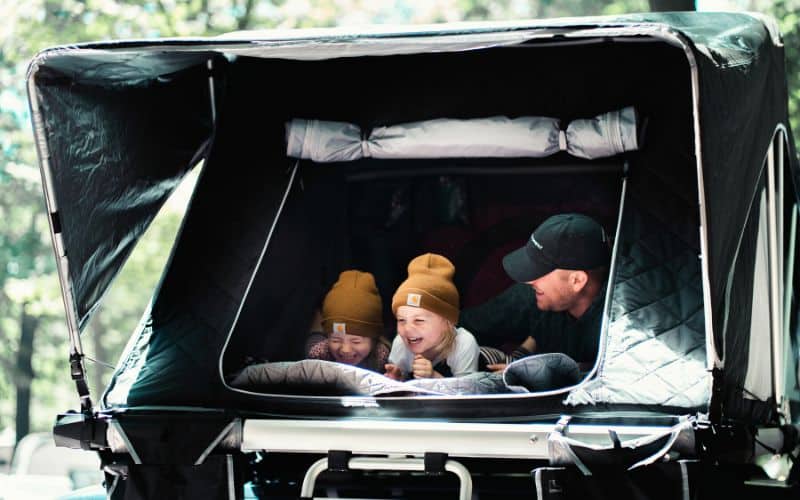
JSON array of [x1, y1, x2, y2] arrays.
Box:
[[29, 12, 774, 85]]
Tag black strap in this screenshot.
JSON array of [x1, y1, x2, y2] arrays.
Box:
[[70, 352, 93, 414]]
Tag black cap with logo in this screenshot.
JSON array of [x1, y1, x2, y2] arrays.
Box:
[[502, 213, 611, 283]]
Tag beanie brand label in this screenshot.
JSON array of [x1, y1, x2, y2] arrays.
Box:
[[407, 293, 422, 307], [333, 322, 347, 334]]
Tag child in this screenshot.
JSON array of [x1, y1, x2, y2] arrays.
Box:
[[384, 253, 479, 380], [305, 270, 390, 372]]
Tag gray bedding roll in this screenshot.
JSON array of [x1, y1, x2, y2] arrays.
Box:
[[230, 354, 582, 396], [503, 353, 582, 393], [230, 359, 437, 396]]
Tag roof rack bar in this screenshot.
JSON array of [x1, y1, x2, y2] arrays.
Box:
[[242, 418, 685, 460]]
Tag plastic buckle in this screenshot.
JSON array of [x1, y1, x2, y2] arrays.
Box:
[[424, 452, 448, 474], [327, 450, 352, 472], [69, 352, 85, 380], [554, 415, 572, 435]]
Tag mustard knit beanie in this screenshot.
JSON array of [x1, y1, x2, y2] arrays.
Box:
[[321, 270, 384, 338], [391, 253, 459, 324]]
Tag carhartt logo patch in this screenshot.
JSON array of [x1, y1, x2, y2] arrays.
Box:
[[531, 235, 543, 249], [333, 322, 347, 334], [407, 293, 422, 307]]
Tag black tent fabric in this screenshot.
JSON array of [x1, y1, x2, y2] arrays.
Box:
[[28, 12, 799, 424], [106, 41, 693, 416], [31, 62, 215, 329]]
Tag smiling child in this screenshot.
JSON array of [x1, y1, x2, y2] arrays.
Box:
[[305, 270, 390, 372], [384, 253, 479, 380]]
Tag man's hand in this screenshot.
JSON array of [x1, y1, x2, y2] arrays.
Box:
[[412, 354, 437, 378], [384, 363, 404, 381], [521, 336, 537, 352], [486, 363, 507, 372]]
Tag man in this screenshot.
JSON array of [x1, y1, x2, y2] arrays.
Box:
[[460, 213, 611, 371]]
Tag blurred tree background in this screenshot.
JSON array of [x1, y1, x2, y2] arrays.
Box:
[[0, 0, 797, 449]]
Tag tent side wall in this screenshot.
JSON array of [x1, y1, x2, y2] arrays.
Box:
[[30, 63, 214, 330], [695, 24, 800, 424], [113, 61, 301, 406]]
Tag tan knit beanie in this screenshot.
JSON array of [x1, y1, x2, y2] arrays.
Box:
[[391, 253, 459, 324], [321, 270, 384, 338]]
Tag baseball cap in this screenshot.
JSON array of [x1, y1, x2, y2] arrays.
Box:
[[502, 213, 610, 282]]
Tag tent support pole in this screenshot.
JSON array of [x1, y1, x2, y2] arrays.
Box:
[[766, 136, 783, 418]]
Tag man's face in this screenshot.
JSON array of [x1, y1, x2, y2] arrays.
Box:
[[527, 269, 580, 312]]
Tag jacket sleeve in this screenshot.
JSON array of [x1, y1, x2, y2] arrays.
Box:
[[305, 333, 330, 360], [459, 283, 538, 346]]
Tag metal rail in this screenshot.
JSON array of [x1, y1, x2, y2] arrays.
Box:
[[300, 456, 472, 500], [242, 418, 684, 460]]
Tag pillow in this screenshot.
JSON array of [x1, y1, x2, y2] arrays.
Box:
[[503, 353, 582, 392]]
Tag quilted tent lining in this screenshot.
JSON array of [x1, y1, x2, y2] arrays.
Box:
[[570, 164, 709, 408]]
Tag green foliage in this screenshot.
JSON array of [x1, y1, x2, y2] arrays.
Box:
[[772, 0, 800, 147], [0, 0, 218, 435]]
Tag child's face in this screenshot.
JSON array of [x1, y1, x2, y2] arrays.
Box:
[[329, 332, 373, 365], [396, 305, 449, 358]]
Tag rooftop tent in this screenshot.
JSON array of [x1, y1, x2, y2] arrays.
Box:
[[103, 39, 701, 417], [29, 12, 798, 435]]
